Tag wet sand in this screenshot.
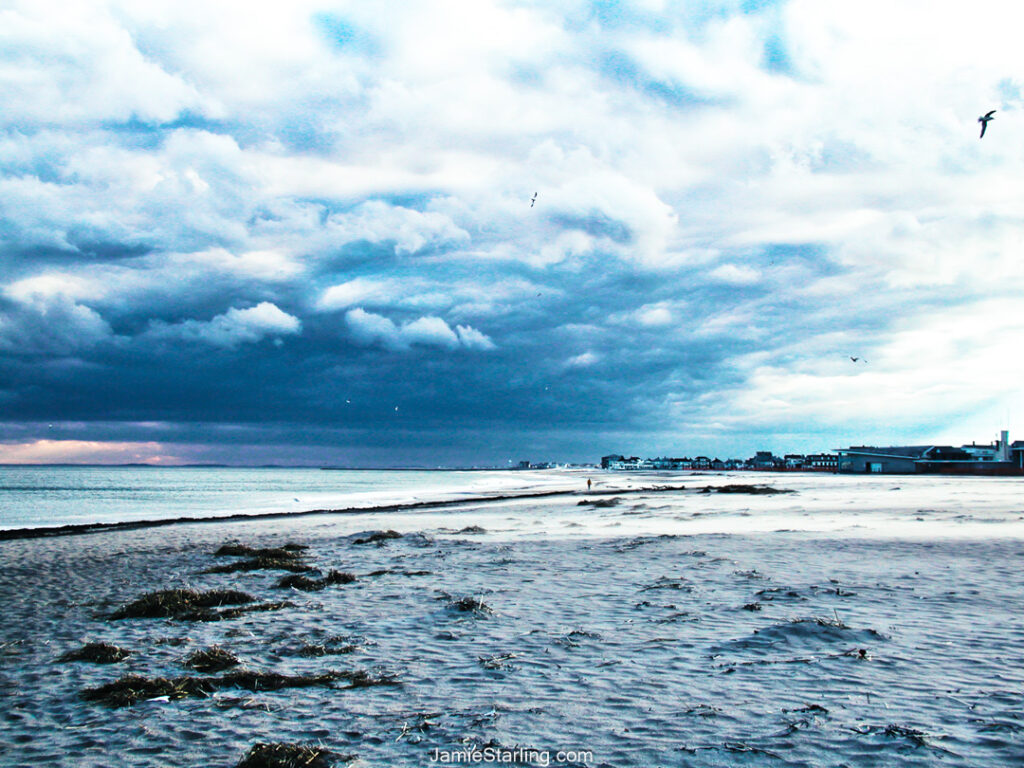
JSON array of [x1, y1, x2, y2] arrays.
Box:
[[1, 474, 1023, 767]]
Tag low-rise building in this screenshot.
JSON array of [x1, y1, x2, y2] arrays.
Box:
[[838, 432, 1019, 474]]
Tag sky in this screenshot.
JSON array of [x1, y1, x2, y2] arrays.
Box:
[[1, 0, 1023, 467]]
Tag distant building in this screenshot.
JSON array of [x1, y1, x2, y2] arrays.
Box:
[[783, 454, 806, 469], [838, 432, 1019, 474], [748, 451, 781, 470], [806, 453, 839, 471]]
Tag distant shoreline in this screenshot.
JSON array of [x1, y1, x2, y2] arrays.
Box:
[[1, 483, 668, 541]]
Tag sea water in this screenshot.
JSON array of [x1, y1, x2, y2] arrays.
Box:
[[0, 465, 576, 530]]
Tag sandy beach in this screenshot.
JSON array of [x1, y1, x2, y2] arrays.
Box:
[[2, 471, 1023, 767]]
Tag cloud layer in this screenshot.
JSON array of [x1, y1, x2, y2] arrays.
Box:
[[2, 0, 1023, 464]]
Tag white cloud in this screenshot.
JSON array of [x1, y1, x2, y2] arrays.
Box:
[[345, 308, 494, 352], [693, 297, 1024, 434], [323, 201, 470, 256], [710, 263, 761, 285], [317, 277, 409, 311], [146, 302, 301, 348], [566, 351, 599, 368], [456, 324, 497, 350], [172, 248, 303, 282]]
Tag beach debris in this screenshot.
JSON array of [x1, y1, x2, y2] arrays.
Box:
[[352, 530, 403, 545], [82, 668, 393, 708], [639, 576, 694, 593], [755, 587, 805, 601], [553, 628, 602, 648], [447, 596, 493, 614], [108, 588, 293, 622], [205, 556, 314, 574], [58, 642, 132, 664], [154, 636, 190, 646], [234, 742, 353, 768], [214, 544, 307, 558], [734, 569, 769, 580], [277, 570, 356, 591], [297, 636, 361, 657], [192, 601, 294, 622], [851, 723, 940, 749], [344, 669, 402, 688], [478, 652, 518, 670], [815, 613, 849, 629], [82, 674, 215, 707], [396, 712, 443, 742], [684, 704, 722, 717], [703, 484, 794, 495], [789, 704, 829, 715], [109, 589, 255, 620], [842, 647, 870, 659], [577, 497, 621, 507], [184, 646, 241, 673]]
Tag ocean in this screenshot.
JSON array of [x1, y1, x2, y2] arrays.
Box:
[[0, 465, 577, 531]]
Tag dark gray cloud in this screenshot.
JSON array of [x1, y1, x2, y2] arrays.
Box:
[[2, 0, 1022, 465]]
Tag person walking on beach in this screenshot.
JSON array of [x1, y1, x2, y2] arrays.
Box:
[[587, 478, 592, 491]]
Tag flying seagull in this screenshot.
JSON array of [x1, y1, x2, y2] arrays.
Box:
[[530, 192, 537, 207], [979, 110, 996, 138], [850, 356, 868, 363]]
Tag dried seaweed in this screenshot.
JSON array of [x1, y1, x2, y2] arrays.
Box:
[[235, 742, 352, 768], [109, 589, 255, 620], [214, 544, 306, 558], [277, 570, 356, 591], [351, 530, 402, 545], [184, 646, 241, 672], [58, 642, 131, 664], [205, 557, 313, 574]]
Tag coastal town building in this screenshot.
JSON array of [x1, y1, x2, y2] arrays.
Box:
[[837, 431, 1022, 475], [601, 432, 1018, 475]]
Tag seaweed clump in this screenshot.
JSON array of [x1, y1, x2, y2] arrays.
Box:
[[82, 670, 358, 707], [706, 485, 794, 495], [58, 642, 131, 664], [81, 674, 215, 707], [205, 557, 313, 575], [297, 636, 360, 657], [214, 543, 307, 558], [235, 742, 352, 768], [277, 570, 356, 591], [576, 497, 620, 507], [448, 596, 492, 614], [109, 589, 255, 620], [108, 589, 291, 622], [184, 646, 241, 672], [352, 530, 402, 545]]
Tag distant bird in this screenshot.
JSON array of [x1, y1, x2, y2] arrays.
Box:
[[530, 192, 537, 207], [979, 110, 996, 138], [850, 356, 867, 363]]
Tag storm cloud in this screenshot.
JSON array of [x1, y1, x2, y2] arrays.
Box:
[[2, 0, 1023, 465]]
